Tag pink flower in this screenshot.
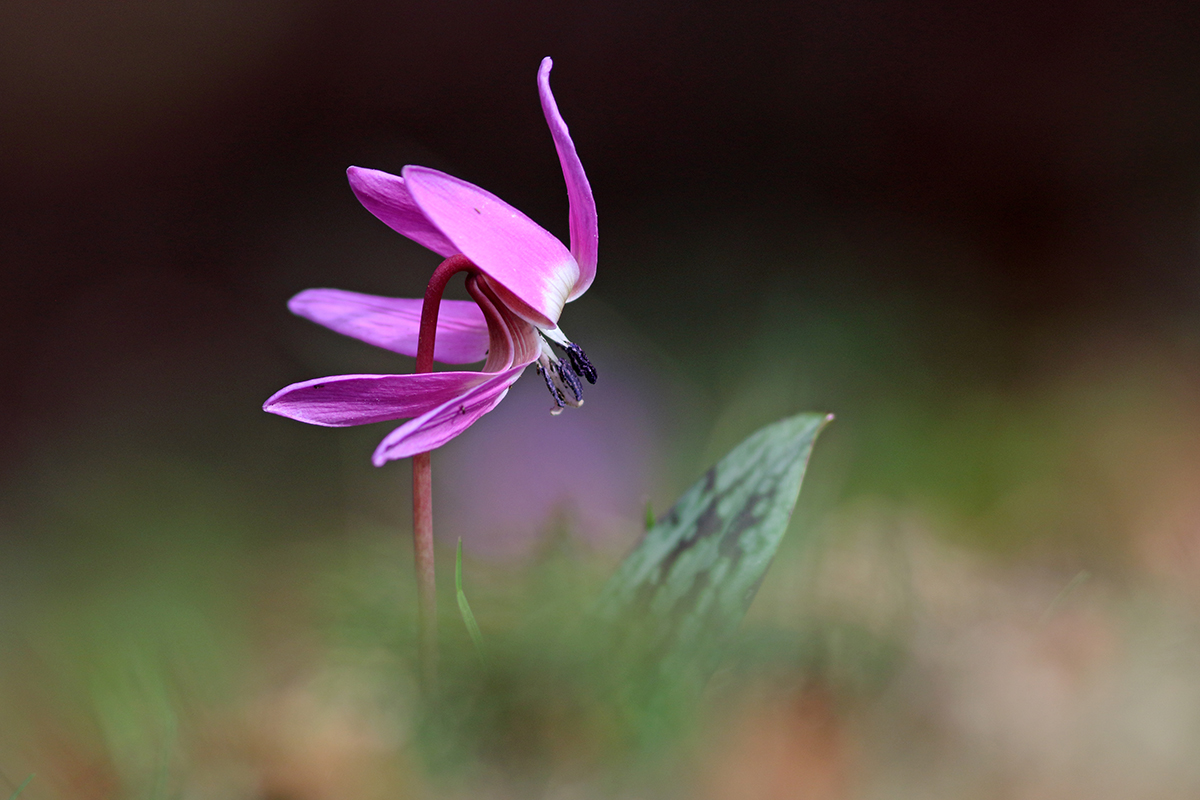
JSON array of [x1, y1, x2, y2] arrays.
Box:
[[264, 58, 597, 466]]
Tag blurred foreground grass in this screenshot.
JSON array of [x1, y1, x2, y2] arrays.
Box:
[[4, 301, 1200, 798]]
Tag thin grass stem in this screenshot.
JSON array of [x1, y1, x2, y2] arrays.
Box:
[[8, 774, 32, 800], [456, 538, 487, 662]]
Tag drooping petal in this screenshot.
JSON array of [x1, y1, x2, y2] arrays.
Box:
[[372, 363, 529, 465], [472, 274, 543, 370], [403, 165, 579, 328], [538, 57, 597, 302], [465, 275, 516, 372], [288, 288, 489, 364], [346, 167, 457, 257], [263, 371, 492, 427]]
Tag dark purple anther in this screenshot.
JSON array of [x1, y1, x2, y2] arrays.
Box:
[[536, 364, 566, 407], [565, 343, 597, 384], [557, 360, 584, 402]]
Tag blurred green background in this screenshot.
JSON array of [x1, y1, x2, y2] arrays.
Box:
[[6, 1, 1200, 797]]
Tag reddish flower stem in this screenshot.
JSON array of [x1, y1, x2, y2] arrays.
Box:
[[412, 253, 476, 695]]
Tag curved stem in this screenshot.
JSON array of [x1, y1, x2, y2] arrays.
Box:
[[412, 254, 476, 696]]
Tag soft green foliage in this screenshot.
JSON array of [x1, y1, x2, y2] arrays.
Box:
[[0, 411, 873, 797], [597, 412, 831, 694], [456, 538, 486, 661], [407, 413, 834, 786]]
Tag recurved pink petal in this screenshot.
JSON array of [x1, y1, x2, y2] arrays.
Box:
[[538, 57, 597, 302], [372, 363, 529, 465], [263, 371, 491, 427], [288, 288, 490, 364], [403, 165, 579, 328], [346, 167, 457, 257]]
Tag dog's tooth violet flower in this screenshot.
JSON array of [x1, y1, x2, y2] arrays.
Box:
[[264, 57, 597, 466]]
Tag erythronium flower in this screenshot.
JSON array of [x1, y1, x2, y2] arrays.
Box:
[[264, 57, 598, 466]]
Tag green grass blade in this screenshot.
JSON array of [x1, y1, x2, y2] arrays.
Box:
[[597, 412, 832, 680], [456, 538, 486, 661], [9, 774, 33, 800], [1039, 569, 1091, 625]]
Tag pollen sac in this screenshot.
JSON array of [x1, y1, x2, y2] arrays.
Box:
[[537, 352, 584, 414], [536, 331, 595, 414], [556, 358, 584, 403], [565, 343, 597, 384], [536, 363, 566, 411]]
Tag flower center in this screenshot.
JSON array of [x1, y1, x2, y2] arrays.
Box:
[[535, 330, 597, 415]]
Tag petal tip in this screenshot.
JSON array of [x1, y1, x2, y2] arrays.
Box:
[[261, 393, 292, 418], [285, 288, 317, 316], [345, 165, 374, 191], [345, 165, 370, 188]]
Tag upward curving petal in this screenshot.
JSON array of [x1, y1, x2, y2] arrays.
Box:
[[403, 166, 579, 328], [288, 288, 490, 364], [538, 57, 597, 302], [263, 371, 493, 427], [372, 363, 529, 465], [346, 167, 457, 257]]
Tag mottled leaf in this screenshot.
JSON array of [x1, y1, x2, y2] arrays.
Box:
[[596, 412, 831, 683]]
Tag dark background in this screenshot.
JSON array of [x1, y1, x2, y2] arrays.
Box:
[[9, 3, 1200, 796], [5, 0, 1200, 557]]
